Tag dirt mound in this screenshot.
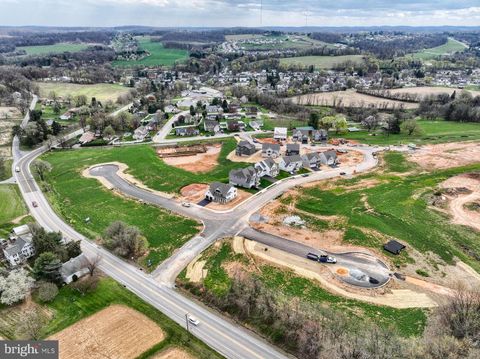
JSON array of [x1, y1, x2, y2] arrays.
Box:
[[409, 142, 480, 170]]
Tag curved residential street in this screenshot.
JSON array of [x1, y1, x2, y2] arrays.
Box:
[[11, 97, 384, 358]]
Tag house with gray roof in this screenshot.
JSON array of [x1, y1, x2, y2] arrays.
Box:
[[205, 182, 237, 204], [175, 126, 200, 137], [262, 143, 281, 158], [286, 143, 300, 156], [133, 125, 149, 140], [301, 152, 323, 169], [319, 150, 338, 166], [313, 129, 328, 143], [279, 155, 304, 173], [236, 141, 257, 156], [204, 119, 220, 133], [229, 166, 260, 189], [3, 229, 35, 267], [292, 129, 310, 144], [255, 158, 279, 178], [61, 254, 90, 284]]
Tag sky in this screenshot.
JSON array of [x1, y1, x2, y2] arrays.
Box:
[[1, 0, 480, 28]]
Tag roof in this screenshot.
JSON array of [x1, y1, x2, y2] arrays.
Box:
[[262, 143, 280, 151], [323, 150, 337, 160], [238, 140, 255, 149], [286, 143, 300, 151], [61, 253, 88, 278], [295, 126, 315, 131], [12, 224, 30, 236], [79, 131, 95, 144], [3, 234, 32, 257], [230, 166, 257, 181], [282, 155, 303, 164], [209, 182, 234, 197], [383, 240, 406, 254], [274, 127, 287, 135]]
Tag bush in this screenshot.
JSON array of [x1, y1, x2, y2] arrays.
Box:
[[37, 281, 59, 302]]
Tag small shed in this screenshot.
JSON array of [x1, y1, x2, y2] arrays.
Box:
[[383, 240, 406, 255]]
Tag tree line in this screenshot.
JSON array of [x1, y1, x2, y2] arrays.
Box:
[[417, 91, 480, 123]]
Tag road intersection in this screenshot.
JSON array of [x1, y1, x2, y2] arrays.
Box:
[[11, 96, 388, 358]]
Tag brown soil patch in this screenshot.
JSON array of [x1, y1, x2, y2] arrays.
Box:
[[388, 86, 480, 100], [440, 173, 480, 231], [303, 177, 382, 192], [227, 149, 263, 163], [337, 150, 364, 167], [291, 89, 418, 109], [48, 305, 164, 359], [409, 142, 480, 170], [185, 255, 207, 283], [163, 144, 221, 173], [152, 347, 195, 359], [336, 268, 349, 276]]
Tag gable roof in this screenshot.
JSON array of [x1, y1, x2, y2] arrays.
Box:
[[282, 155, 303, 164], [286, 143, 300, 151], [230, 166, 257, 181], [262, 143, 280, 152], [209, 182, 234, 197], [238, 140, 255, 150], [61, 253, 88, 278]]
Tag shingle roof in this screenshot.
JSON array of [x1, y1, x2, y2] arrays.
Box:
[[209, 182, 234, 197]]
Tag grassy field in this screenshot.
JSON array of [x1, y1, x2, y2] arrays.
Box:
[[36, 82, 130, 103], [40, 140, 247, 266], [280, 55, 364, 69], [112, 37, 189, 68], [338, 118, 480, 145], [0, 185, 27, 226], [0, 277, 220, 358], [294, 154, 480, 272], [411, 38, 468, 60], [17, 43, 90, 56], [180, 241, 427, 338]]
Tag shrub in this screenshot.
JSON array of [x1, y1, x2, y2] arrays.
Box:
[[37, 281, 59, 302]]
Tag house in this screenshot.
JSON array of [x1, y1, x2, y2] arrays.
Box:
[[249, 120, 263, 131], [164, 105, 179, 114], [286, 143, 300, 156], [227, 120, 242, 132], [229, 166, 260, 189], [133, 126, 149, 141], [292, 129, 310, 144], [59, 111, 73, 121], [204, 120, 220, 133], [61, 254, 90, 284], [301, 152, 322, 169], [255, 158, 279, 178], [279, 155, 304, 173], [2, 226, 35, 267], [262, 143, 281, 158], [274, 127, 288, 141], [78, 131, 95, 145], [205, 182, 237, 204], [313, 129, 328, 143], [383, 240, 406, 255], [175, 126, 200, 137], [236, 141, 257, 156], [319, 150, 338, 166]]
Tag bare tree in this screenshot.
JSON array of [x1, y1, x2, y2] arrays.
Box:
[[16, 309, 48, 340], [84, 254, 102, 277]]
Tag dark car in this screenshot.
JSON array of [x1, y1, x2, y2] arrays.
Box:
[[32, 201, 38, 208], [306, 253, 319, 261]]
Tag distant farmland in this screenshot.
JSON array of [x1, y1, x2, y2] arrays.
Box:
[[280, 55, 365, 69], [292, 89, 418, 109], [112, 37, 189, 68], [36, 82, 130, 103], [410, 38, 468, 60], [17, 43, 90, 55]]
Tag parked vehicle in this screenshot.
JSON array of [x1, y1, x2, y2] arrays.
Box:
[[32, 201, 38, 208], [182, 202, 191, 207], [340, 172, 346, 175], [15, 166, 20, 173], [306, 253, 319, 261], [301, 174, 309, 177], [187, 314, 200, 326]]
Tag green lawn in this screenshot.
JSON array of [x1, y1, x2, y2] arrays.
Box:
[[112, 37, 189, 68], [36, 82, 130, 103], [0, 277, 220, 358], [17, 43, 90, 56], [0, 185, 27, 225], [338, 118, 480, 145], [40, 140, 247, 266], [295, 156, 480, 272], [410, 38, 467, 60], [280, 55, 365, 69], [182, 241, 427, 338]]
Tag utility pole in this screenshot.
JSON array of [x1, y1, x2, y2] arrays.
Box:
[[185, 313, 190, 332]]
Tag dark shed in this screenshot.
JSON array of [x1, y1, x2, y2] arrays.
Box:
[[383, 240, 406, 255]]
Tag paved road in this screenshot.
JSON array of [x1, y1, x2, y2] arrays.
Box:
[[240, 228, 391, 288]]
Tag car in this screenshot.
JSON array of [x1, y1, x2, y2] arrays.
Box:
[[32, 201, 38, 208], [182, 202, 191, 208], [319, 254, 337, 264], [306, 252, 319, 261], [187, 314, 200, 326], [301, 174, 309, 177], [15, 166, 20, 173], [340, 172, 347, 175]]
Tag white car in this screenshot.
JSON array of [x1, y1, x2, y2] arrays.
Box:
[[15, 166, 20, 173], [187, 314, 200, 326], [181, 202, 191, 208]]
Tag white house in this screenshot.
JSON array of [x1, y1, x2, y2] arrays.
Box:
[[273, 127, 288, 141], [3, 226, 35, 267], [255, 158, 280, 178], [279, 155, 303, 173], [205, 182, 237, 204], [261, 143, 281, 158]]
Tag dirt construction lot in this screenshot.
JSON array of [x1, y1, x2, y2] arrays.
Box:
[[162, 144, 221, 173], [48, 305, 164, 359], [291, 89, 418, 109], [408, 142, 480, 170]]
